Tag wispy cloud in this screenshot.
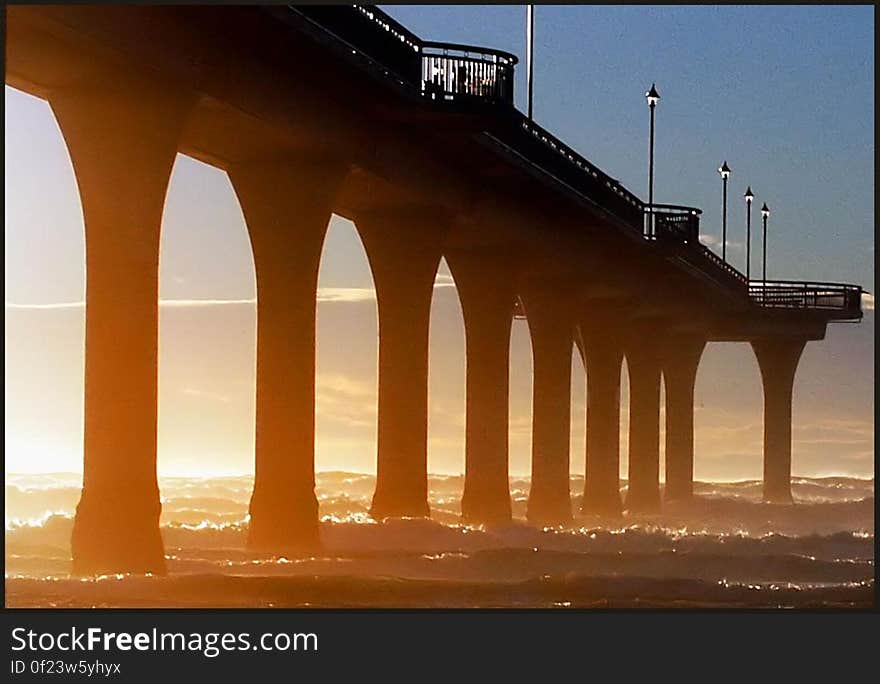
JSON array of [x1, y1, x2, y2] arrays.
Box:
[[698, 234, 743, 251], [316, 288, 375, 303], [161, 298, 254, 307], [315, 373, 377, 430], [317, 373, 375, 400], [5, 279, 460, 310], [793, 418, 875, 446], [180, 386, 231, 403], [5, 298, 258, 310], [4, 301, 85, 310], [509, 415, 532, 436], [699, 234, 721, 248]]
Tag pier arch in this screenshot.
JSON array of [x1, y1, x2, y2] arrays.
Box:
[[4, 86, 86, 479], [157, 154, 257, 481]]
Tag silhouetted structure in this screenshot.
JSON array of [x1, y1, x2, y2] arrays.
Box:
[[5, 5, 863, 574]]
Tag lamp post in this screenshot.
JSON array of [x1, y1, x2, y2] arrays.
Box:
[[744, 186, 754, 280], [718, 161, 731, 260], [645, 83, 660, 237], [761, 202, 770, 302], [526, 5, 534, 120]]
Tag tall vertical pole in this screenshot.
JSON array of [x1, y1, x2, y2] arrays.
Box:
[[527, 4, 534, 120], [721, 175, 728, 261], [718, 162, 731, 261], [743, 187, 755, 280], [645, 84, 659, 238], [745, 193, 752, 280], [762, 212, 768, 301], [648, 102, 655, 237]]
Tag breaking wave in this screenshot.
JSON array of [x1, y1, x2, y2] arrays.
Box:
[[5, 472, 874, 608]]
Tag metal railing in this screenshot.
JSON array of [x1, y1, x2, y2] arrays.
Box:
[[293, 5, 421, 82], [517, 117, 645, 228], [421, 42, 517, 105], [353, 4, 420, 54], [749, 281, 863, 317], [645, 205, 748, 289], [698, 242, 749, 287], [293, 4, 662, 233], [644, 204, 701, 242], [288, 5, 862, 320]]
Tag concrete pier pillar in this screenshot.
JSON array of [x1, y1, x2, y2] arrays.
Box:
[[577, 324, 624, 517], [49, 80, 192, 575], [662, 338, 705, 502], [229, 160, 343, 553], [356, 209, 446, 518], [446, 250, 516, 524], [521, 284, 573, 525], [624, 340, 663, 513], [751, 338, 807, 503]]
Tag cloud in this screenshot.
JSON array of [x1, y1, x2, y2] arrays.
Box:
[[427, 397, 466, 430], [5, 279, 459, 310], [4, 301, 84, 310], [794, 418, 874, 437], [5, 298, 257, 310], [180, 386, 231, 403], [316, 288, 375, 303], [317, 373, 375, 400], [508, 414, 532, 436], [315, 373, 377, 430], [161, 298, 254, 307], [697, 234, 743, 251], [699, 234, 721, 248], [689, 413, 875, 471], [792, 418, 875, 451]]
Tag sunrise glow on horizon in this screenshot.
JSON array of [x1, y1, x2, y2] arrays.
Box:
[[4, 3, 874, 618], [4, 5, 874, 483], [5, 80, 873, 482]]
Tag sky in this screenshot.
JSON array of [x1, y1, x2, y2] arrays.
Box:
[[3, 5, 874, 481]]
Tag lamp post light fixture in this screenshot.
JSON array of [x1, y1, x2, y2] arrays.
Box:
[[744, 186, 754, 280], [761, 202, 770, 302], [718, 161, 731, 261], [645, 83, 660, 237]]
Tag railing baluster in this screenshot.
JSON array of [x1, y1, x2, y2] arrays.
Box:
[[418, 41, 516, 105], [746, 280, 860, 316]]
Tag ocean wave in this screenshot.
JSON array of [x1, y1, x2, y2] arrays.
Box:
[[7, 472, 874, 523], [5, 473, 873, 607]]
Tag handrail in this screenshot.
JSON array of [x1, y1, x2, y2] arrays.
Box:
[[421, 41, 517, 105], [647, 203, 703, 215], [421, 40, 518, 65], [748, 280, 863, 316], [517, 115, 645, 226], [700, 245, 748, 287], [292, 4, 421, 84], [353, 4, 421, 52], [642, 205, 750, 290], [287, 5, 862, 319], [293, 4, 643, 227], [644, 203, 701, 243], [750, 279, 864, 290]]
